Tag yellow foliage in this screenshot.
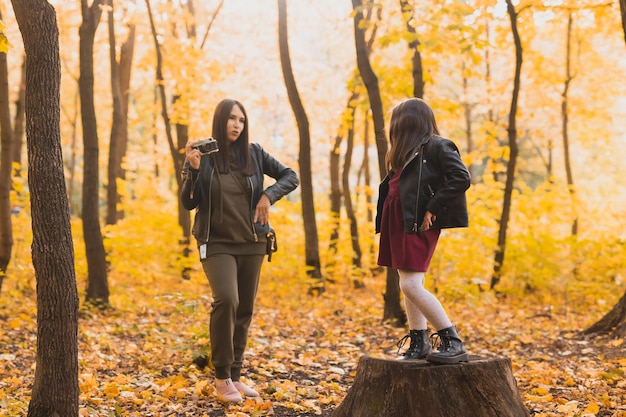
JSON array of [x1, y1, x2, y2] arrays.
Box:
[[0, 28, 11, 54]]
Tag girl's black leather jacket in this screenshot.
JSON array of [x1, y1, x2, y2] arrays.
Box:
[[181, 143, 299, 245], [375, 136, 470, 234]]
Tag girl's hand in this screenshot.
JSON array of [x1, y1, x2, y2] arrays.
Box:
[[421, 211, 436, 231]]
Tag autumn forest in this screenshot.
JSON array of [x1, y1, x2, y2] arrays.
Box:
[[1, 0, 625, 416]]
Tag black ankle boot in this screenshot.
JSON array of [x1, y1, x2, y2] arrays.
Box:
[[396, 329, 430, 360], [426, 325, 468, 364]]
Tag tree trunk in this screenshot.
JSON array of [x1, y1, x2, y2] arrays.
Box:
[[329, 131, 343, 267], [145, 0, 181, 183], [277, 0, 322, 286], [491, 0, 522, 289], [561, 14, 578, 237], [358, 111, 380, 271], [175, 122, 192, 280], [106, 0, 134, 226], [332, 355, 530, 417], [147, 0, 208, 280], [462, 64, 474, 181], [173, 0, 197, 281], [80, 0, 109, 305], [12, 57, 26, 177], [106, 0, 124, 226], [383, 268, 405, 326], [328, 134, 343, 273], [66, 90, 80, 215], [342, 105, 363, 287], [328, 91, 358, 272], [0, 12, 13, 288], [351, 0, 386, 179], [399, 0, 424, 98], [357, 109, 372, 224], [11, 1, 80, 415], [352, 0, 403, 323], [583, 291, 626, 337]]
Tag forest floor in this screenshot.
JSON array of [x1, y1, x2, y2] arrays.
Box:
[[0, 269, 624, 417]]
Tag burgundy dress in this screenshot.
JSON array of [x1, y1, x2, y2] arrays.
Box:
[[378, 168, 440, 272]]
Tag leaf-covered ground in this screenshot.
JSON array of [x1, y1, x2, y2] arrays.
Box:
[[0, 270, 624, 417]]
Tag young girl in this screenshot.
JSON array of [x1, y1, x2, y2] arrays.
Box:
[[181, 99, 299, 401], [375, 98, 471, 364]]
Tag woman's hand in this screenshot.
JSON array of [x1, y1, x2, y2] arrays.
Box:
[[254, 193, 271, 225], [185, 140, 202, 169], [421, 211, 436, 231]]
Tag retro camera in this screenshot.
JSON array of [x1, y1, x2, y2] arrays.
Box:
[[192, 137, 219, 155]]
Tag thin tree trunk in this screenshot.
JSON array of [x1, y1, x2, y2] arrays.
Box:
[[342, 104, 364, 287], [329, 11, 377, 277], [562, 13, 577, 236], [152, 86, 159, 177], [399, 0, 424, 98], [116, 21, 135, 216], [0, 15, 13, 286], [145, 0, 182, 184], [199, 0, 224, 50], [174, 0, 199, 280], [119, 24, 134, 160], [63, 90, 80, 215], [462, 62, 474, 181], [11, 1, 80, 415], [106, 0, 124, 226], [328, 91, 359, 272], [328, 129, 343, 269], [358, 110, 373, 224], [351, 0, 386, 179], [491, 0, 522, 289], [278, 0, 322, 286], [352, 0, 403, 324], [357, 111, 379, 271], [80, 0, 109, 305], [145, 1, 188, 286], [105, 1, 135, 224], [12, 57, 26, 178]]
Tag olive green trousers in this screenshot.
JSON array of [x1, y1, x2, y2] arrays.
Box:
[[202, 253, 264, 380]]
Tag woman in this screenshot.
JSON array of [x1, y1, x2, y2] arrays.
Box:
[[375, 98, 471, 364], [181, 99, 299, 401]]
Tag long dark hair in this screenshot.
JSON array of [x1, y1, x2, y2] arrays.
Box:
[[211, 98, 255, 175], [386, 98, 439, 173]]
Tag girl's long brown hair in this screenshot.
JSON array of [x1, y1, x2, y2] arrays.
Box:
[[211, 98, 255, 175], [386, 98, 439, 173]]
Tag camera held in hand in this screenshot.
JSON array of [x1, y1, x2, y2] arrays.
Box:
[[192, 137, 219, 155]]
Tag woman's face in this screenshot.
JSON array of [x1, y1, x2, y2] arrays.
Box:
[[226, 104, 246, 143]]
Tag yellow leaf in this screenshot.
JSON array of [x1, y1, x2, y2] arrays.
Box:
[[103, 383, 119, 398], [0, 36, 10, 54], [195, 379, 208, 395], [582, 401, 600, 416], [78, 373, 98, 394], [557, 400, 579, 413]]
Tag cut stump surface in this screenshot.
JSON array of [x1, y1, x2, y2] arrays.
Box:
[[332, 355, 530, 417]]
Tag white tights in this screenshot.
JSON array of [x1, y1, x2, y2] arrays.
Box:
[[398, 270, 452, 331]]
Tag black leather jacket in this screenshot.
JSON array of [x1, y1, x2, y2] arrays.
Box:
[[181, 143, 299, 245], [375, 136, 470, 234]]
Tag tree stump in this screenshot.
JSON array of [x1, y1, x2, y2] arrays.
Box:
[[332, 355, 530, 417]]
